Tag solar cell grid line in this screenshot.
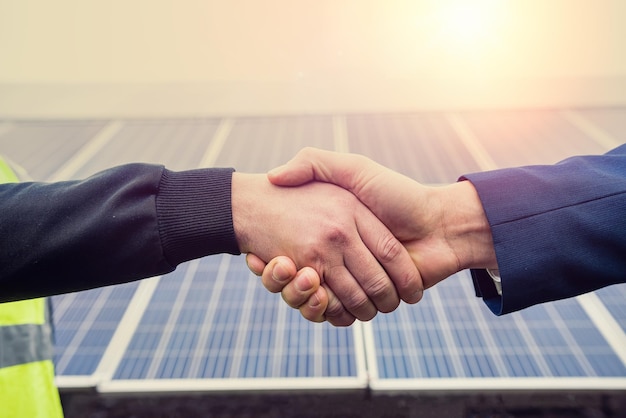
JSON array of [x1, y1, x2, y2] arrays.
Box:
[[184, 255, 230, 378], [519, 302, 625, 377], [363, 298, 425, 379], [53, 282, 139, 387], [454, 274, 515, 377], [369, 286, 455, 379], [501, 309, 554, 377], [313, 319, 325, 376], [552, 302, 626, 377], [91, 277, 161, 383], [269, 294, 289, 377], [468, 295, 553, 378], [576, 292, 626, 368], [442, 284, 509, 378], [549, 302, 609, 376], [144, 260, 200, 379], [224, 269, 258, 378], [423, 284, 467, 377], [54, 285, 115, 374]]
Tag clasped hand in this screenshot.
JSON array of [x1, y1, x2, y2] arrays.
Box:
[[240, 148, 497, 326]]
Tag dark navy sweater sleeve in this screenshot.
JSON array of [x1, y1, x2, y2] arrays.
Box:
[[0, 164, 239, 302], [460, 144, 626, 315]]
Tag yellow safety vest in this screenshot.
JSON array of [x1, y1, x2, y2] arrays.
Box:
[[0, 157, 64, 418]]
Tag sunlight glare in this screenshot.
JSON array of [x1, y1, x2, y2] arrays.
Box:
[[437, 1, 500, 49]]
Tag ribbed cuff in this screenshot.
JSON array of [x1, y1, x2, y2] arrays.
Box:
[[156, 167, 240, 267]]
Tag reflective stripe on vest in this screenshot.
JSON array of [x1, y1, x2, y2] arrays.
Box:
[[0, 156, 64, 418]]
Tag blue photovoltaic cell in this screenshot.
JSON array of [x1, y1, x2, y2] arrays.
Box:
[[52, 281, 138, 376], [112, 255, 358, 380], [371, 271, 626, 380]]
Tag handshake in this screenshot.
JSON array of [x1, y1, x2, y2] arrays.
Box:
[[234, 147, 498, 326]]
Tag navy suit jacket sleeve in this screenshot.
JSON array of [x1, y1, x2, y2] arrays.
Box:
[[461, 144, 626, 315]]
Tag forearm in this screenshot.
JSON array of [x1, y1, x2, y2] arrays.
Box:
[[0, 164, 239, 302]]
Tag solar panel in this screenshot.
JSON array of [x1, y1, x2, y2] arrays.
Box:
[[366, 272, 626, 391], [1, 109, 624, 396], [98, 256, 367, 393]]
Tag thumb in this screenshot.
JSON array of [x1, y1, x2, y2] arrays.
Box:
[[267, 154, 316, 186], [267, 147, 364, 191], [267, 162, 311, 186]]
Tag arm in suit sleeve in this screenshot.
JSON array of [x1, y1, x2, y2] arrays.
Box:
[[0, 164, 239, 302], [461, 144, 626, 315]]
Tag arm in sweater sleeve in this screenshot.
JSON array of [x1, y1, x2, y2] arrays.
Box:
[[461, 144, 626, 315], [0, 164, 239, 302]]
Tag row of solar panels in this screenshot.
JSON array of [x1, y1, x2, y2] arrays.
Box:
[[1, 109, 624, 393]]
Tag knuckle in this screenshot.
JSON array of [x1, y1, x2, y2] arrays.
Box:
[[377, 233, 404, 264], [363, 272, 395, 300], [324, 298, 347, 320], [397, 268, 424, 296], [323, 225, 350, 247], [344, 293, 375, 320]]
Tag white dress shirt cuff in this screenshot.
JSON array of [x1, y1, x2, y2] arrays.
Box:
[[487, 268, 502, 295]]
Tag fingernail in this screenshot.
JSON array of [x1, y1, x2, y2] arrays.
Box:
[[308, 293, 321, 308], [272, 262, 289, 283], [294, 272, 314, 292], [268, 165, 285, 177], [407, 290, 424, 304]]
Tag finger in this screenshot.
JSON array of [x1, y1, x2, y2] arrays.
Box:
[[355, 205, 424, 305], [260, 256, 298, 294], [323, 284, 356, 327], [245, 253, 267, 276], [342, 216, 401, 314], [280, 267, 321, 308], [324, 265, 378, 322], [298, 287, 328, 323]]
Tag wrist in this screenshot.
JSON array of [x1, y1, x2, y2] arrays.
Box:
[[232, 172, 264, 254], [440, 181, 497, 271]]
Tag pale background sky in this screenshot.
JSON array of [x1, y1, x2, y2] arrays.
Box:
[[1, 0, 624, 116]]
